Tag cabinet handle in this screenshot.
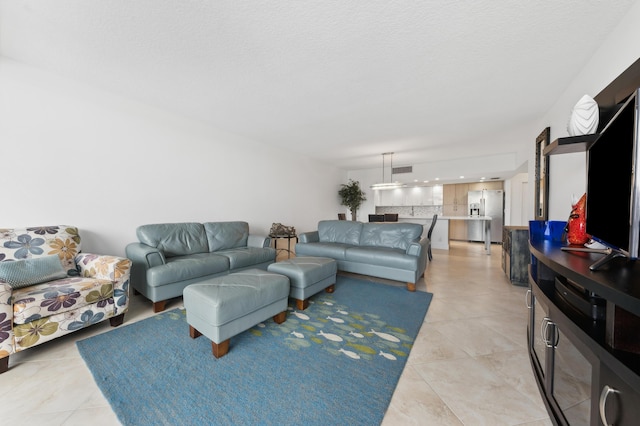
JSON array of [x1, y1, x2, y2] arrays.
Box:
[[540, 317, 558, 348], [599, 385, 620, 426], [525, 289, 532, 309], [541, 317, 551, 347]]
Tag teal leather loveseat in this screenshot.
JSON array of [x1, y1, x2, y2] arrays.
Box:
[[295, 220, 428, 291], [126, 222, 276, 312]]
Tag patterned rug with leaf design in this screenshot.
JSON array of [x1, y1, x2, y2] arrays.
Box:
[[77, 275, 432, 426]]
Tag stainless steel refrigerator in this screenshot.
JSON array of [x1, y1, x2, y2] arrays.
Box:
[[467, 189, 504, 243]]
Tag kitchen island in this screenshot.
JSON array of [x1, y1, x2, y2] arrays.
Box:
[[398, 215, 493, 254]]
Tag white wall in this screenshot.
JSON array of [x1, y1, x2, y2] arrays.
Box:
[[541, 1, 640, 221], [504, 172, 528, 226], [0, 59, 346, 256]]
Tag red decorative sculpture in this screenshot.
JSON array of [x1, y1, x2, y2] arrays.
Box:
[[566, 193, 591, 245]]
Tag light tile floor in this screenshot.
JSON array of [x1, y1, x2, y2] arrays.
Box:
[[0, 241, 552, 425]]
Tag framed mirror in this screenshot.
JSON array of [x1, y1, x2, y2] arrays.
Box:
[[535, 127, 550, 220]]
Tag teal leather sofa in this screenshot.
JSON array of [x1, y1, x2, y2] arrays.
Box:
[[295, 220, 428, 291], [126, 222, 276, 312]]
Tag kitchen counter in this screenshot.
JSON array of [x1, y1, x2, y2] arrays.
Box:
[[398, 215, 493, 254], [399, 215, 492, 220]]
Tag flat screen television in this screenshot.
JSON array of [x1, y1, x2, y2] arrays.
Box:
[[585, 88, 640, 270]]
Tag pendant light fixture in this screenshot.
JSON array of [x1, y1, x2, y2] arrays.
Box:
[[371, 152, 402, 189]]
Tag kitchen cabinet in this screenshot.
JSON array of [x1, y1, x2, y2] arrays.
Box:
[[468, 181, 503, 191], [443, 183, 469, 214], [404, 187, 424, 206], [455, 183, 469, 209], [421, 187, 434, 205], [432, 185, 443, 205], [375, 185, 442, 207], [444, 183, 469, 240], [442, 185, 456, 216], [379, 188, 405, 206], [449, 220, 467, 240], [404, 186, 435, 205]]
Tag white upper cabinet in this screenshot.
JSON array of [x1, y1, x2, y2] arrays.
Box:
[[376, 185, 444, 206], [405, 187, 424, 205], [432, 185, 444, 205], [379, 188, 405, 206]]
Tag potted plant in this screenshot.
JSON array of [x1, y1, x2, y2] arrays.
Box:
[[338, 179, 367, 221]]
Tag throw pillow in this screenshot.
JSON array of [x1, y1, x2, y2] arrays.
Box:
[[0, 255, 68, 289]]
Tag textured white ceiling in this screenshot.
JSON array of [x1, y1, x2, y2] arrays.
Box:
[[0, 1, 636, 171]]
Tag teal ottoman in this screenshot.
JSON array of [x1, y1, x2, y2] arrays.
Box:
[[267, 256, 337, 310], [184, 269, 289, 358]]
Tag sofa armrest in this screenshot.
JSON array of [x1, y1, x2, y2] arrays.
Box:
[[406, 237, 430, 256], [248, 234, 271, 248], [0, 283, 13, 358], [76, 253, 131, 280], [75, 254, 132, 313], [407, 238, 430, 278], [298, 231, 319, 243], [125, 243, 166, 268]]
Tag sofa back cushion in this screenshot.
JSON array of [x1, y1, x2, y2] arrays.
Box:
[[136, 223, 208, 257], [204, 221, 249, 252], [0, 225, 81, 272], [317, 220, 362, 245], [0, 254, 68, 289], [360, 222, 423, 250]]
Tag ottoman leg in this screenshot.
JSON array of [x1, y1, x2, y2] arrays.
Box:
[[325, 284, 335, 293], [273, 311, 287, 324], [153, 300, 167, 313], [406, 282, 416, 292], [296, 299, 309, 310], [212, 339, 230, 358], [189, 325, 202, 339]]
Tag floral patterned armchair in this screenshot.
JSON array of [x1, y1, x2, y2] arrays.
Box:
[[0, 225, 131, 374]]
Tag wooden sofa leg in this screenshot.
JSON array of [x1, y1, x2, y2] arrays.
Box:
[[407, 282, 416, 292], [0, 356, 8, 374], [325, 284, 335, 293], [296, 299, 309, 310], [212, 339, 230, 358], [109, 313, 125, 327], [273, 311, 287, 324], [153, 300, 167, 313]]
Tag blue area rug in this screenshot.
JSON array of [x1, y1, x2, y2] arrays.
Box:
[[77, 275, 432, 426]]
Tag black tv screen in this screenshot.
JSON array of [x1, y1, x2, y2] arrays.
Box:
[[586, 89, 639, 259]]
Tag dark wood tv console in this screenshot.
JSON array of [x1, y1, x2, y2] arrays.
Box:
[[529, 238, 640, 425]]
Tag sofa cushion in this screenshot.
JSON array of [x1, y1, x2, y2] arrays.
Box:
[[12, 276, 114, 325], [0, 255, 68, 289], [203, 222, 249, 252], [216, 247, 276, 270], [360, 223, 423, 250], [136, 223, 208, 257], [294, 242, 352, 260], [317, 220, 362, 245], [146, 253, 230, 287], [345, 246, 419, 270], [0, 226, 81, 271]]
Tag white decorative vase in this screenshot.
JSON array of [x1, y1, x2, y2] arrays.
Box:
[[567, 94, 599, 136]]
